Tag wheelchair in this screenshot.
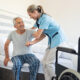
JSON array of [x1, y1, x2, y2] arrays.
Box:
[[55, 37, 80, 80]]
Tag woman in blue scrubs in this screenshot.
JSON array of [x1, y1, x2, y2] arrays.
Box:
[[26, 4, 65, 80]]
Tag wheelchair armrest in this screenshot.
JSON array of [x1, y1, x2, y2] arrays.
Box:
[[56, 47, 77, 55]]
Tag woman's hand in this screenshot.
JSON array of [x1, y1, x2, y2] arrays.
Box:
[[25, 41, 34, 46], [4, 57, 10, 66]]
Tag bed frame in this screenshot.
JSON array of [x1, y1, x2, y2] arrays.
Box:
[[0, 67, 44, 80]]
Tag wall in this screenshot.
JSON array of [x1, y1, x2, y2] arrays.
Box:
[[0, 0, 41, 16], [41, 0, 80, 44]]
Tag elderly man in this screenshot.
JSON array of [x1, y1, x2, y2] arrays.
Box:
[[4, 17, 40, 80]]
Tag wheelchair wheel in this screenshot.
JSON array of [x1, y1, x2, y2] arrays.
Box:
[[58, 69, 80, 80]]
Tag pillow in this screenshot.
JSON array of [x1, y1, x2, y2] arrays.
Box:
[[31, 39, 63, 59], [31, 37, 48, 54], [31, 43, 47, 54]]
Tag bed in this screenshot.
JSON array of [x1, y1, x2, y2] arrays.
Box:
[[0, 9, 77, 80], [0, 53, 76, 80]]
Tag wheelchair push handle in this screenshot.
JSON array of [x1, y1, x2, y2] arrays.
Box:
[[56, 47, 77, 55]]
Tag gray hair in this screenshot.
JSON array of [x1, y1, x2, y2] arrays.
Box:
[[27, 4, 44, 14], [13, 17, 22, 26]]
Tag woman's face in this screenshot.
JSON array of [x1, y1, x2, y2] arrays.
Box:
[[28, 10, 39, 20]]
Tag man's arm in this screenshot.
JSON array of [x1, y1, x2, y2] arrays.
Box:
[[25, 34, 46, 46], [4, 40, 11, 66]]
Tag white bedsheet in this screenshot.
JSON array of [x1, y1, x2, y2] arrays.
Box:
[[0, 54, 76, 74]]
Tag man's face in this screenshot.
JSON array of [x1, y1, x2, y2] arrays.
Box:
[[14, 18, 24, 30]]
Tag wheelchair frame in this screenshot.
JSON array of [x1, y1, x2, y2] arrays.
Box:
[[55, 37, 80, 80]]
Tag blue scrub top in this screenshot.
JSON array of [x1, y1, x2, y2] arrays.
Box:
[[34, 14, 66, 48]]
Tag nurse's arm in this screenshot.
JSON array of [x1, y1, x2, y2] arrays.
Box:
[[32, 29, 44, 39], [31, 27, 37, 29], [26, 34, 46, 46]]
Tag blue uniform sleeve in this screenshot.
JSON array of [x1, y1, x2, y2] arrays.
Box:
[[39, 18, 49, 29]]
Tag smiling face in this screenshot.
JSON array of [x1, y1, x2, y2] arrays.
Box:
[[14, 18, 25, 31], [28, 10, 39, 20]]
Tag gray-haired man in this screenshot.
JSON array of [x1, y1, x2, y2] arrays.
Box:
[[4, 17, 40, 80]]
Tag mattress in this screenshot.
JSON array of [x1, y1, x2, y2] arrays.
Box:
[[0, 53, 76, 74], [0, 53, 44, 73]]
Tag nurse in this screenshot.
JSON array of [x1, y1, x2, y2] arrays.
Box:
[[26, 4, 66, 80]]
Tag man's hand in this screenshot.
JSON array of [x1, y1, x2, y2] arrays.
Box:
[[4, 57, 10, 66]]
